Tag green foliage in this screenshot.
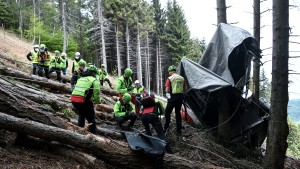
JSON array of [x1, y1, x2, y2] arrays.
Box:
[[163, 0, 191, 64], [288, 99, 300, 123], [61, 108, 77, 118], [287, 118, 300, 158], [185, 38, 206, 62], [259, 68, 271, 102], [0, 0, 14, 28]]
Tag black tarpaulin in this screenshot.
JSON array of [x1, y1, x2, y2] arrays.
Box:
[[178, 24, 268, 147]]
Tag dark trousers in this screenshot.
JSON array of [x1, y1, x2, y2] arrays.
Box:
[[49, 68, 61, 81], [32, 63, 38, 75], [141, 113, 166, 140], [100, 78, 112, 87], [114, 114, 137, 128], [38, 65, 50, 79], [61, 68, 67, 75], [164, 94, 184, 134], [72, 101, 97, 134]]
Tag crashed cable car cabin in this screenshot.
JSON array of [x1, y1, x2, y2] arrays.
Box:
[[178, 23, 270, 148]]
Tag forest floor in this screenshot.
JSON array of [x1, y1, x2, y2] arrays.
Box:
[[0, 29, 300, 169]]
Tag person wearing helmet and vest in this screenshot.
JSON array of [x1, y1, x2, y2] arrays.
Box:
[[72, 52, 85, 73], [37, 44, 51, 79], [99, 64, 113, 89], [49, 50, 62, 81], [71, 59, 87, 89], [26, 44, 39, 75], [60, 52, 68, 75], [116, 68, 134, 97], [70, 65, 100, 134], [164, 65, 186, 136], [113, 93, 137, 130], [132, 80, 145, 116]]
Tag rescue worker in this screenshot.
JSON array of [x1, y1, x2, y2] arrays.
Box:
[[70, 65, 100, 134], [113, 93, 137, 130], [37, 44, 51, 78], [72, 52, 84, 73], [60, 52, 68, 75], [99, 64, 113, 89], [26, 44, 39, 75], [116, 68, 134, 97], [132, 80, 145, 116], [48, 50, 62, 81], [164, 65, 186, 136], [140, 92, 165, 139], [71, 59, 87, 89]]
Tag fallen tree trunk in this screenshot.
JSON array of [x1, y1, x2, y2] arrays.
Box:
[[49, 73, 71, 83], [95, 111, 114, 121], [0, 112, 204, 169], [96, 104, 114, 113], [0, 65, 119, 96], [0, 79, 66, 128]]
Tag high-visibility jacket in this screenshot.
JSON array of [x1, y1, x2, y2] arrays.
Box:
[[132, 85, 144, 95], [60, 57, 68, 68], [113, 100, 134, 117], [168, 74, 184, 94], [116, 76, 133, 95], [141, 97, 165, 115], [31, 50, 38, 63], [73, 59, 84, 72], [37, 52, 51, 66], [71, 76, 101, 103], [50, 58, 62, 68], [98, 69, 108, 80]]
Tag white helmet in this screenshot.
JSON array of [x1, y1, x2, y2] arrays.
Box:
[[33, 45, 39, 48], [134, 80, 140, 84], [61, 52, 67, 57], [75, 52, 80, 56]]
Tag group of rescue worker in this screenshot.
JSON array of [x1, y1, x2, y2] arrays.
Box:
[[26, 44, 68, 81], [27, 44, 186, 154]]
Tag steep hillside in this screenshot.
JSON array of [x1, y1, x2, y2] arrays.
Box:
[[0, 29, 299, 169]]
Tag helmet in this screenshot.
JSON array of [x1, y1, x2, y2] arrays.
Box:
[[61, 52, 67, 57], [134, 80, 139, 84], [168, 65, 177, 72], [87, 65, 98, 72], [78, 60, 86, 66], [75, 52, 80, 56], [123, 93, 132, 102], [33, 45, 39, 48], [40, 44, 46, 50], [54, 50, 60, 56], [124, 68, 133, 77], [101, 64, 105, 68]]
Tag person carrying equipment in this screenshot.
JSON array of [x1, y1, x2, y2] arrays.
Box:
[[71, 59, 87, 89], [70, 65, 100, 134], [99, 64, 113, 89], [60, 52, 68, 75], [37, 44, 51, 78], [164, 65, 186, 136], [113, 93, 137, 130], [26, 44, 39, 75], [49, 50, 62, 81], [72, 52, 85, 73]]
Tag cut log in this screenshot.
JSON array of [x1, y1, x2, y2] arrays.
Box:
[[0, 65, 119, 96], [0, 112, 205, 169], [0, 65, 72, 93], [49, 73, 71, 83], [96, 104, 114, 113], [0, 79, 66, 128], [95, 111, 114, 121]]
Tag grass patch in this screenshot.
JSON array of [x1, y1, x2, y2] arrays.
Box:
[[61, 108, 77, 118]]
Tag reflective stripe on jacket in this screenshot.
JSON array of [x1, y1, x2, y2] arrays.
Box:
[[71, 76, 101, 103], [169, 74, 184, 94]]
